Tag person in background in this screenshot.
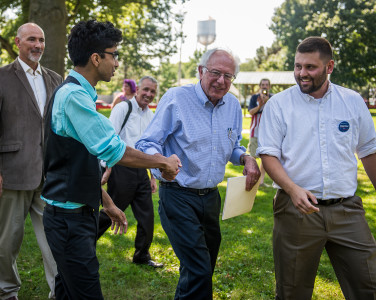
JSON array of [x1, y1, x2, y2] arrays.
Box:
[[41, 20, 181, 299], [98, 76, 163, 268], [111, 78, 136, 109], [247, 78, 272, 187], [0, 23, 62, 300], [258, 36, 376, 299], [136, 48, 261, 300]]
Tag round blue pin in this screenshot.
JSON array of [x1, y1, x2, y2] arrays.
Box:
[[338, 121, 350, 132]]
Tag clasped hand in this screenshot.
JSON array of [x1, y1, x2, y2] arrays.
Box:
[[160, 154, 182, 181]]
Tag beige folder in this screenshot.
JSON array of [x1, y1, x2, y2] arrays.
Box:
[[222, 176, 260, 220]]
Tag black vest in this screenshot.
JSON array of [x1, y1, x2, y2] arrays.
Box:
[[41, 76, 102, 209]]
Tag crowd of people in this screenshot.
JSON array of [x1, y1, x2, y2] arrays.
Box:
[[0, 19, 375, 300]]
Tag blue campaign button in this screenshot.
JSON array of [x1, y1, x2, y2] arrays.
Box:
[[338, 121, 350, 132]]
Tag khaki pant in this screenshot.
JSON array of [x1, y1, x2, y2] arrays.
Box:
[[273, 189, 376, 300], [0, 182, 57, 300]]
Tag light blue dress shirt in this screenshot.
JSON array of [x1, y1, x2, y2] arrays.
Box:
[[42, 69, 126, 208], [136, 82, 246, 189]]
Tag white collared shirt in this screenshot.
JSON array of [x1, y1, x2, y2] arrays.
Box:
[[109, 97, 154, 148], [18, 57, 47, 115], [257, 82, 376, 199]]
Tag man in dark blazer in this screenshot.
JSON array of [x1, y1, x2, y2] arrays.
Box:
[[0, 23, 62, 300]]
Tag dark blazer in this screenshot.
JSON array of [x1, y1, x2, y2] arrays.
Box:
[[0, 59, 63, 190]]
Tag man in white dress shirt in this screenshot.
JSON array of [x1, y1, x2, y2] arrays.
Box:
[[257, 36, 376, 300], [98, 76, 163, 268], [0, 23, 62, 300]]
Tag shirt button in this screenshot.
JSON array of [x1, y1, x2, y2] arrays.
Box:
[[213, 147, 216, 150]]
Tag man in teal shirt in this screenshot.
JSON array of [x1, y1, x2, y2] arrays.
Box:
[[42, 20, 181, 299]]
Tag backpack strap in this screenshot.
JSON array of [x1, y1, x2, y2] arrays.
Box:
[[119, 99, 132, 134]]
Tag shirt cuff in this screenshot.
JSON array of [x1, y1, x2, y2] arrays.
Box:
[[256, 147, 281, 160], [230, 148, 246, 165], [144, 147, 160, 156]]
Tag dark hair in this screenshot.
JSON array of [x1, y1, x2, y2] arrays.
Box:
[[68, 20, 122, 67], [123, 79, 136, 93], [259, 78, 270, 86], [296, 36, 333, 62]]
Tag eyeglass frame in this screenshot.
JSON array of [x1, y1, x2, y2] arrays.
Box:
[[102, 51, 119, 61], [201, 66, 236, 82]]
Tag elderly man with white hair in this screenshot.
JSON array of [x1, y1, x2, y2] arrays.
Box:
[[136, 48, 261, 300]]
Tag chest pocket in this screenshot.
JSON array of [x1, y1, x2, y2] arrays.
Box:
[[222, 128, 237, 162], [332, 118, 356, 149]]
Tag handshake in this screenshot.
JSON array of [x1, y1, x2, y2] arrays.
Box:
[[159, 154, 182, 181]]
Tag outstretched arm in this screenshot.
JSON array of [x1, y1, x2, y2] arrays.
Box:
[[117, 147, 182, 181]]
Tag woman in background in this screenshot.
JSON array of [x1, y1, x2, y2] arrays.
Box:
[[111, 79, 136, 109]]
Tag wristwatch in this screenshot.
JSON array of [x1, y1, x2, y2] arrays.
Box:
[[240, 153, 251, 165]]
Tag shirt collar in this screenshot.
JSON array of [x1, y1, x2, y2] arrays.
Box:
[[297, 80, 333, 103], [195, 81, 226, 107], [68, 69, 98, 102], [18, 57, 42, 76]]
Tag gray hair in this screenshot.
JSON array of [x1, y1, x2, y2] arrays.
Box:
[[196, 48, 240, 79], [138, 75, 158, 88]]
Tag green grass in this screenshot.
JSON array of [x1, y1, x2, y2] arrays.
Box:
[[17, 110, 376, 299]]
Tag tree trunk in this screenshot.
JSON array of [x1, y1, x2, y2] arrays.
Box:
[[29, 0, 67, 77]]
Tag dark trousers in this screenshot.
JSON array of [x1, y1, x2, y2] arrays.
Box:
[[98, 165, 154, 262], [158, 184, 221, 300], [43, 206, 103, 300], [273, 190, 376, 300]]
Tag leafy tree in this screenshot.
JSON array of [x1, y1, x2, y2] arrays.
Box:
[[270, 0, 376, 88], [153, 59, 178, 96], [181, 49, 203, 78], [0, 0, 184, 78], [242, 41, 286, 72], [239, 58, 257, 72]]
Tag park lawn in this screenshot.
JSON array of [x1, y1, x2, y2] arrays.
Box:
[[17, 110, 376, 299]]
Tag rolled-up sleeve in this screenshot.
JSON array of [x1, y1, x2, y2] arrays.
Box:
[[356, 98, 376, 158], [256, 100, 284, 160], [64, 90, 126, 167]]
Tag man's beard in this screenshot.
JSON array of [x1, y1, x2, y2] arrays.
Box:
[[28, 51, 43, 63], [295, 67, 327, 95]]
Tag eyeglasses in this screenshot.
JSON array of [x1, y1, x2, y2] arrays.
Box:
[[202, 66, 236, 82], [102, 51, 119, 61]]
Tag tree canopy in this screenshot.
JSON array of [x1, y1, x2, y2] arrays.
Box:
[[0, 0, 184, 79], [270, 0, 376, 89]]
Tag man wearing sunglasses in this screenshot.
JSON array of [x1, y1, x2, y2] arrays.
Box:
[[136, 48, 261, 299]]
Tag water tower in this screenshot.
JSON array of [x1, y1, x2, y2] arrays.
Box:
[[197, 19, 216, 51]]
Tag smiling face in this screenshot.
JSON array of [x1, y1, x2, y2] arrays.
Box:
[[135, 78, 157, 110], [15, 23, 45, 69], [199, 50, 236, 104], [294, 51, 334, 99]]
